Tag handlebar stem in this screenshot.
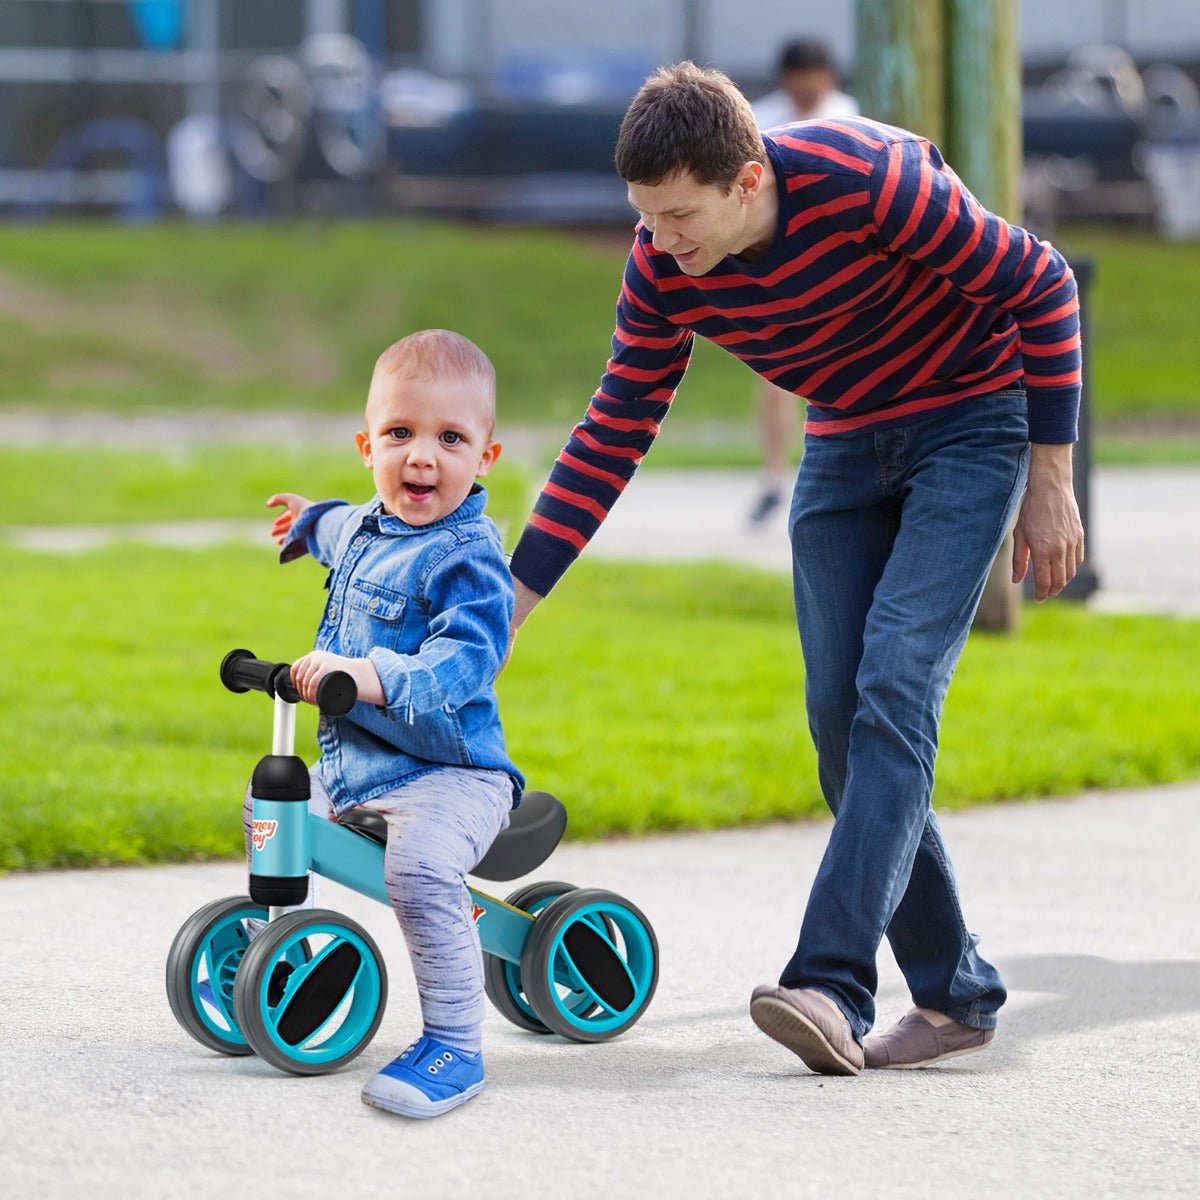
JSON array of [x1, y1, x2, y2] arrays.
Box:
[[272, 694, 298, 757]]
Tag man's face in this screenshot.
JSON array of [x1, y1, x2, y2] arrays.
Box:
[[356, 373, 500, 526], [627, 167, 761, 277], [782, 66, 837, 118]]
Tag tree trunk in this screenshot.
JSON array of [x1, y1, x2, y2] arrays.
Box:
[[855, 0, 945, 143], [943, 0, 1023, 633]]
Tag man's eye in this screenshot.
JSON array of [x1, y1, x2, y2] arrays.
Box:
[[441, 431, 462, 445]]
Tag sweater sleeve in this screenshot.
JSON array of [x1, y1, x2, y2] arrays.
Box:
[[866, 136, 1081, 443], [278, 500, 357, 567], [509, 237, 694, 597]]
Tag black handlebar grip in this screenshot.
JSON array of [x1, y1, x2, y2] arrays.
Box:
[[220, 649, 274, 695], [220, 649, 357, 715], [316, 671, 358, 717]]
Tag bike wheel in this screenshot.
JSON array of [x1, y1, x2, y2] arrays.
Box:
[[166, 896, 311, 1057], [233, 909, 387, 1075], [482, 881, 576, 1034], [520, 889, 659, 1043]]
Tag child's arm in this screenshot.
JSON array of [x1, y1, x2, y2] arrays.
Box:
[[267, 492, 313, 545], [290, 650, 385, 707], [367, 541, 512, 721], [267, 493, 356, 567]]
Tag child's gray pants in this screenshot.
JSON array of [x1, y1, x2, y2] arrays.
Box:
[[244, 766, 512, 1053]]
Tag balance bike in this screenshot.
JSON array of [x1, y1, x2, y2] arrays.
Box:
[[166, 650, 660, 1075]]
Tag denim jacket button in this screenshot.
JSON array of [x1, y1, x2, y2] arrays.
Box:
[[328, 604, 339, 621], [368, 596, 380, 610]]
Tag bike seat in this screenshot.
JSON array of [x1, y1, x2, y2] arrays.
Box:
[[336, 790, 568, 882]]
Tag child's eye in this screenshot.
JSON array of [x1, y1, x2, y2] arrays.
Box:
[[388, 427, 411, 440], [441, 431, 462, 445]]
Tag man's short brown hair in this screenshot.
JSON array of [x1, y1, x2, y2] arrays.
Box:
[[614, 61, 765, 191]]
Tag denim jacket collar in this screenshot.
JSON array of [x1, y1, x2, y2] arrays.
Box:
[[369, 485, 487, 537]]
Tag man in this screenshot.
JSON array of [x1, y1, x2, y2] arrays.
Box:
[[750, 38, 858, 524], [505, 63, 1084, 1076]]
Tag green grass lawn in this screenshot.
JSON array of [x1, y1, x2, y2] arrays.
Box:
[[3, 544, 1198, 873], [1, 222, 1196, 452], [1057, 228, 1200, 423], [0, 221, 752, 428], [0, 445, 529, 534]]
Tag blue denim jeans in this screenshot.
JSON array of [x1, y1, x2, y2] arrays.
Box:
[[780, 390, 1031, 1041]]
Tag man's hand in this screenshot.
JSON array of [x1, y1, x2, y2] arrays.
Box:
[[1012, 443, 1085, 602], [267, 493, 314, 545], [499, 578, 544, 675], [291, 651, 385, 707]]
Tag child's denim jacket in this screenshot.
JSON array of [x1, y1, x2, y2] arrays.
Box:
[[281, 486, 524, 813]]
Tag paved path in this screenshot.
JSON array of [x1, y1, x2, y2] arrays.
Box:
[[6, 465, 1198, 617], [586, 466, 1200, 617], [1, 784, 1197, 1198]]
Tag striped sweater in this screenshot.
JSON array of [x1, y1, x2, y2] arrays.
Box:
[[510, 117, 1081, 597]]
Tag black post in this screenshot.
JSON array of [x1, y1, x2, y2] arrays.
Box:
[[1061, 257, 1101, 600]]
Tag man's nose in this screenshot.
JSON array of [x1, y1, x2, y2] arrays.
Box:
[[651, 222, 675, 252]]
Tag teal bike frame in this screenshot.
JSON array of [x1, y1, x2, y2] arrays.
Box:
[[250, 693, 536, 969]]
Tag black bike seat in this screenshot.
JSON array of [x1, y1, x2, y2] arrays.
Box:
[[337, 790, 567, 882]]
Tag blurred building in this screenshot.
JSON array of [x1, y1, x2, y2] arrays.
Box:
[[2, 0, 1199, 231]]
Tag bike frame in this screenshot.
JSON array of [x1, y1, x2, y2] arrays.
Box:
[[250, 695, 535, 968]]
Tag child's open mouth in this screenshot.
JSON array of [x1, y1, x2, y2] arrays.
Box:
[[404, 483, 435, 499]]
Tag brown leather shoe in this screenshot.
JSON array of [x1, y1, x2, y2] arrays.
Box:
[[749, 985, 863, 1076], [863, 1011, 995, 1069]]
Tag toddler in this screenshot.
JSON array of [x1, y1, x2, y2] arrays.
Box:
[[262, 328, 523, 1118]]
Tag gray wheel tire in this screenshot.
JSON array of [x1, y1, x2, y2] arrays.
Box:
[[233, 909, 388, 1076], [483, 881, 578, 1034], [520, 888, 659, 1043], [166, 895, 264, 1056]]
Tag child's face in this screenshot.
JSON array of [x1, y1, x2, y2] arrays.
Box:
[[356, 373, 501, 526]]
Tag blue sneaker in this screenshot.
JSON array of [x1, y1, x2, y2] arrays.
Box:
[[360, 1036, 484, 1119]]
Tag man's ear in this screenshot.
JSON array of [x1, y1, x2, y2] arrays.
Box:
[[475, 441, 502, 478], [355, 430, 373, 469], [738, 160, 765, 203]]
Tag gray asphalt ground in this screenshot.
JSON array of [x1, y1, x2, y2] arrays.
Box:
[[4, 416, 1198, 1196], [1, 785, 1197, 1199]]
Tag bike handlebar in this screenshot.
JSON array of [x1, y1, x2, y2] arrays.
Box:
[[219, 649, 358, 717]]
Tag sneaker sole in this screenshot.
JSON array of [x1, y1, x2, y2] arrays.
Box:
[[750, 996, 861, 1076], [360, 1079, 484, 1119]]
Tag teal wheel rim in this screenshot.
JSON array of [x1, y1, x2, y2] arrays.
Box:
[[501, 893, 611, 1022], [542, 901, 656, 1035], [189, 905, 259, 1046], [256, 922, 384, 1067]]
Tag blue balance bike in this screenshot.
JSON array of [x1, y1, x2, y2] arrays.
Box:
[[166, 650, 660, 1075]]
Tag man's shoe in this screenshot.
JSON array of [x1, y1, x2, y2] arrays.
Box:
[[749, 985, 863, 1076], [361, 1036, 484, 1118], [863, 1011, 994, 1069], [748, 486, 783, 525]]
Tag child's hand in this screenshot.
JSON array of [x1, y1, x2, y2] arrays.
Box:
[[266, 493, 313, 545], [290, 651, 385, 708]]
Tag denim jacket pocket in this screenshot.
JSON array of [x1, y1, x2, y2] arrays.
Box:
[[346, 577, 410, 654]]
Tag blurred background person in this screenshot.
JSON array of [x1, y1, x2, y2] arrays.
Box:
[[749, 39, 859, 525]]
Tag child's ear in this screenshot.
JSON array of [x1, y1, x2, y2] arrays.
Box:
[[475, 441, 502, 478], [355, 431, 373, 469]]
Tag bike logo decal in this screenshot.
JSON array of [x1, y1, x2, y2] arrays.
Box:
[[251, 819, 279, 852], [471, 903, 485, 923]]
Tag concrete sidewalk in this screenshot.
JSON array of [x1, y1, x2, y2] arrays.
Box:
[[1, 784, 1197, 1198], [585, 466, 1200, 617]]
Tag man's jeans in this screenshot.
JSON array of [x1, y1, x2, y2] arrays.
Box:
[[781, 390, 1031, 1041]]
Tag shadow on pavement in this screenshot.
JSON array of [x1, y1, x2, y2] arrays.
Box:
[[998, 953, 1200, 1033]]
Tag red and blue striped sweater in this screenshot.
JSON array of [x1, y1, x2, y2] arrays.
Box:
[[510, 118, 1081, 597]]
